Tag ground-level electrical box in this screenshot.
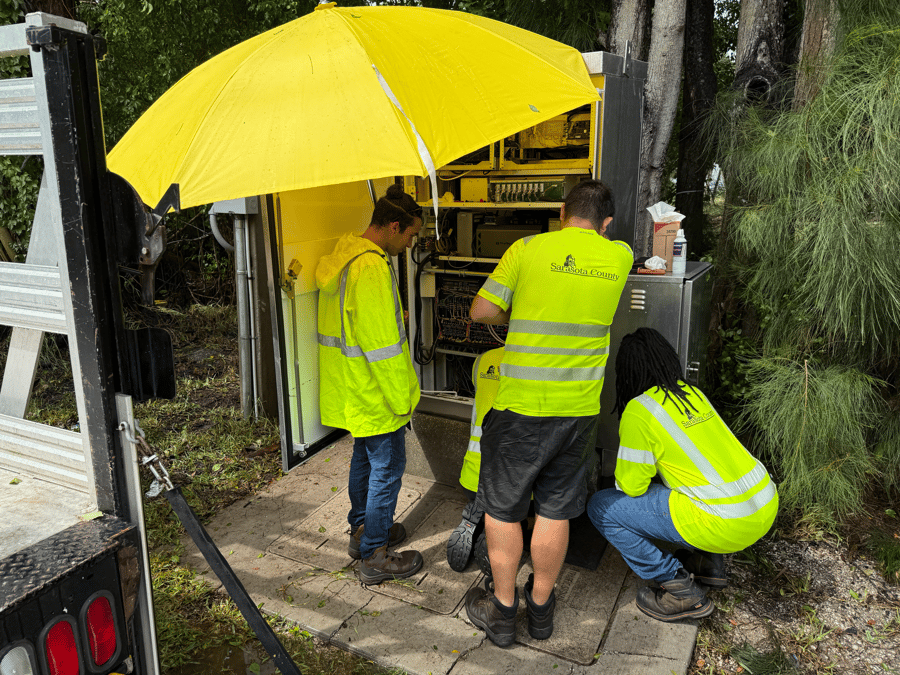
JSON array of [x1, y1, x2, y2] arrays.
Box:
[[265, 49, 712, 485]]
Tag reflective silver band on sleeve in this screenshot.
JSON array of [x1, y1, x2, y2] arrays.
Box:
[[482, 278, 513, 306], [618, 445, 655, 465]]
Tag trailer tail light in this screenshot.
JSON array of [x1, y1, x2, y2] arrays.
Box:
[[84, 595, 117, 668], [43, 618, 81, 675], [0, 643, 37, 675]]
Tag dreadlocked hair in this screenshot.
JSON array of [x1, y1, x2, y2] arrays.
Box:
[[613, 327, 700, 419]]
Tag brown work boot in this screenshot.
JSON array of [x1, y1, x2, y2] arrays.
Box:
[[636, 569, 714, 622], [358, 545, 423, 585], [348, 523, 407, 559], [465, 586, 518, 647]]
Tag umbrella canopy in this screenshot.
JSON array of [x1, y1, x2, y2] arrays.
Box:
[[107, 2, 599, 211]]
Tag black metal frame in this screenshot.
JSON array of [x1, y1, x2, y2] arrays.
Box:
[[15, 23, 159, 674]]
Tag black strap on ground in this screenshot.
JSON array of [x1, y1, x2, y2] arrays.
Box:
[[164, 487, 302, 675]]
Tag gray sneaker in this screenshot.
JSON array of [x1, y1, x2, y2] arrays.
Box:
[[358, 545, 423, 585], [348, 523, 407, 560]]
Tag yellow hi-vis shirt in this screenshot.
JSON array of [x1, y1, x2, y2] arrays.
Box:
[[459, 348, 504, 492], [476, 228, 633, 417], [615, 384, 779, 554]]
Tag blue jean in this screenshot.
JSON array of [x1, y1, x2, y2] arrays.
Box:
[[347, 426, 407, 560], [586, 484, 692, 582]]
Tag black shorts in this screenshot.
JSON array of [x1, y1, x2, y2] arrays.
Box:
[[478, 408, 599, 522]]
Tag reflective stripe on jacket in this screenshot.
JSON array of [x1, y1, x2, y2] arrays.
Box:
[[316, 233, 420, 437], [459, 347, 504, 492], [615, 385, 778, 553], [476, 228, 633, 417]]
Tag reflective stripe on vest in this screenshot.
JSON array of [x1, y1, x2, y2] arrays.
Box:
[[618, 444, 654, 465], [501, 320, 609, 382], [316, 251, 406, 362], [635, 394, 777, 520]]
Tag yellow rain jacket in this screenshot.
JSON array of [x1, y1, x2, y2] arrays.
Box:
[[459, 347, 504, 492], [316, 233, 420, 437], [615, 384, 778, 554]]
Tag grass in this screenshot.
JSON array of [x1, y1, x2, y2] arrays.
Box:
[[19, 304, 405, 675], [868, 528, 900, 585]]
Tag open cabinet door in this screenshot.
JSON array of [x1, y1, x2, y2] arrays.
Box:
[[262, 178, 394, 471]]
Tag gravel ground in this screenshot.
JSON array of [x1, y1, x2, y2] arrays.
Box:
[[689, 522, 900, 674]]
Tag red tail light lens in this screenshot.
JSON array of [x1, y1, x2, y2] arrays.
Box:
[[84, 596, 117, 667], [44, 620, 80, 675]]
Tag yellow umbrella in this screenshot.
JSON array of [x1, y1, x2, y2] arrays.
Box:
[[107, 2, 598, 211]]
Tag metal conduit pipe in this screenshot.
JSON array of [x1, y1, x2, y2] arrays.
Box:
[[242, 219, 259, 419], [210, 213, 235, 253], [233, 215, 253, 418]]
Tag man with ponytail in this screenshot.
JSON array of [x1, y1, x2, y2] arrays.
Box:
[[316, 184, 424, 584], [587, 328, 778, 622]]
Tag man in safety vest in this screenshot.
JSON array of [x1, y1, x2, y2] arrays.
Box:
[[587, 328, 778, 622], [465, 179, 633, 647], [446, 347, 504, 573], [316, 183, 424, 585]]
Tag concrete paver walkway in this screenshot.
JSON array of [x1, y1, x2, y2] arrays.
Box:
[[181, 431, 700, 675]]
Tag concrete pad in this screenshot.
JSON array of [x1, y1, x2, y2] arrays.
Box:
[[175, 437, 696, 675], [182, 472, 355, 575], [268, 486, 421, 571], [600, 572, 696, 672], [369, 499, 483, 614], [576, 653, 685, 675], [512, 547, 631, 664], [451, 639, 577, 675], [0, 468, 95, 558], [247, 555, 375, 642], [331, 591, 483, 675]]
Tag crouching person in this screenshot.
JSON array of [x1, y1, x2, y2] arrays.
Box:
[[587, 328, 778, 622]]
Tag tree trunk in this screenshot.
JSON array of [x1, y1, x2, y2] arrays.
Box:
[[733, 0, 787, 105], [635, 0, 687, 258], [675, 0, 717, 258], [609, 0, 651, 60], [793, 0, 839, 109]]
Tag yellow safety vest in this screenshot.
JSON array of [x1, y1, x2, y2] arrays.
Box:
[[477, 228, 633, 417], [459, 348, 504, 492], [615, 384, 778, 553], [316, 233, 420, 437]]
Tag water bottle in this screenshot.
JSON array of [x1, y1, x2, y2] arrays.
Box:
[[671, 229, 687, 275]]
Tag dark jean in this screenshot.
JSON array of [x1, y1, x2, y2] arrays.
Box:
[[347, 425, 407, 560], [586, 484, 692, 582]]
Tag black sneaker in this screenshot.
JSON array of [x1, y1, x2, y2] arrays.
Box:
[[358, 545, 423, 585], [674, 549, 728, 588], [465, 586, 518, 647], [636, 568, 714, 622], [523, 573, 555, 639], [447, 498, 484, 572], [348, 522, 407, 560]]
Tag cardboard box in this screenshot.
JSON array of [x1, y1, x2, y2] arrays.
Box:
[[652, 221, 680, 272]]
